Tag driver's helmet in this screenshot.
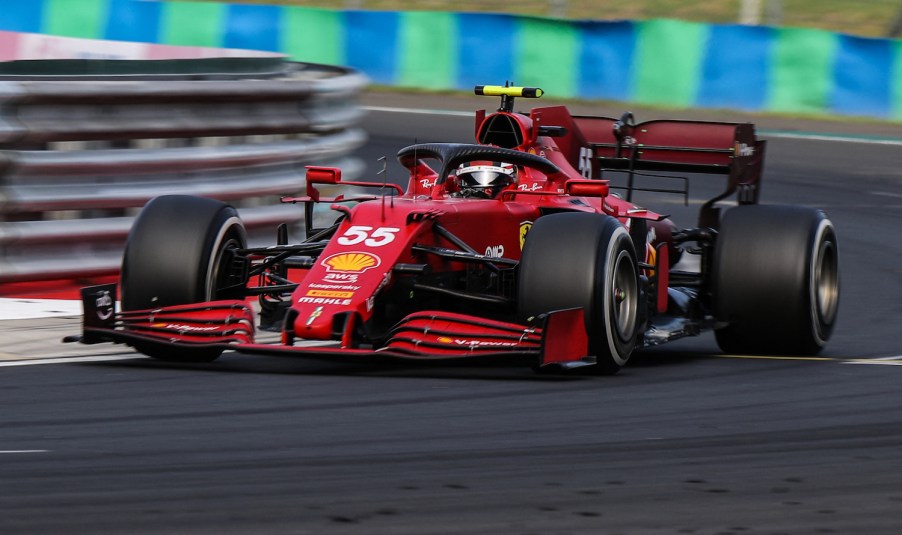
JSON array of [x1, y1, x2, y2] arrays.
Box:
[[456, 161, 517, 198]]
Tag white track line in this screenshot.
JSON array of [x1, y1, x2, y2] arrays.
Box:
[[760, 131, 902, 146], [843, 355, 902, 365], [0, 298, 82, 320], [711, 354, 902, 366], [0, 355, 142, 367], [364, 105, 471, 117]]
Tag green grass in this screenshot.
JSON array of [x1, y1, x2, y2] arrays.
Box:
[[208, 0, 902, 38]]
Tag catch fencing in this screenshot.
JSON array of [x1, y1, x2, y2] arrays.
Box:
[[0, 57, 368, 283]]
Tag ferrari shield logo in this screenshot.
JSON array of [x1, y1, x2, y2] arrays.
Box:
[[519, 221, 533, 250]]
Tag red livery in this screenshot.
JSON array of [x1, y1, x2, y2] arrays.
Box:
[[69, 86, 840, 374]]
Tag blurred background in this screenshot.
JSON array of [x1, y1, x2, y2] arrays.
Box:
[[225, 0, 902, 38]]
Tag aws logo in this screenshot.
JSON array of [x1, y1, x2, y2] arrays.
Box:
[[519, 221, 533, 250], [321, 252, 381, 273]]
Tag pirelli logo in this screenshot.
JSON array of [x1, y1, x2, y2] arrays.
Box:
[[306, 290, 354, 298]]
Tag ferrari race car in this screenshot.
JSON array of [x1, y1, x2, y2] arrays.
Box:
[[68, 85, 840, 374]]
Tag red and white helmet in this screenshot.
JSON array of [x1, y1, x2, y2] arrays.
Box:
[[456, 161, 517, 198]]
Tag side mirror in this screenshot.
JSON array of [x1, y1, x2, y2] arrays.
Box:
[[565, 179, 609, 198], [305, 166, 341, 199], [306, 166, 342, 185]]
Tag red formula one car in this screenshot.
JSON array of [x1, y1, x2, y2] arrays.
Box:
[[68, 86, 840, 374]]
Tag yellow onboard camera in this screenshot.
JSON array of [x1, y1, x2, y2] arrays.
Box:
[[475, 84, 543, 112]]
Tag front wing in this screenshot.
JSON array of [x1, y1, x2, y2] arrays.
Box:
[[67, 284, 594, 370]]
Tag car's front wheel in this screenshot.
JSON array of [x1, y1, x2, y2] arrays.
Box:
[[121, 195, 248, 362], [518, 212, 640, 374]]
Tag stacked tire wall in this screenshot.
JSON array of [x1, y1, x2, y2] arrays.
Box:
[[0, 57, 368, 283]]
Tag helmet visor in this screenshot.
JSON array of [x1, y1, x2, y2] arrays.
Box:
[[457, 164, 515, 188]]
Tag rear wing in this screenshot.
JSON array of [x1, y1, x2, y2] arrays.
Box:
[[532, 107, 766, 229]]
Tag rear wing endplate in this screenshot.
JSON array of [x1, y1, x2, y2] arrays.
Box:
[[581, 114, 765, 228]]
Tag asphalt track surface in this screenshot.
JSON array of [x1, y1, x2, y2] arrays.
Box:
[[3, 93, 902, 534]]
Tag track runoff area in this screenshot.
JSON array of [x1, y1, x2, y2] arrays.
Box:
[[3, 104, 902, 367]]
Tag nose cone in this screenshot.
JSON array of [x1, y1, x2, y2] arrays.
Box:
[[293, 303, 337, 339], [289, 251, 387, 341], [286, 200, 421, 342]]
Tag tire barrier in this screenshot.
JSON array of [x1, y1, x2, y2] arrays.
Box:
[[1, 2, 900, 119], [0, 29, 280, 62], [0, 57, 368, 283]]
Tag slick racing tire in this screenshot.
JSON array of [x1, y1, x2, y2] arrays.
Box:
[[121, 195, 247, 362], [518, 212, 640, 374], [712, 205, 839, 355]]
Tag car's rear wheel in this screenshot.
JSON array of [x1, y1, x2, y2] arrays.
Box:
[[518, 212, 640, 374], [121, 195, 247, 362], [712, 205, 839, 355]]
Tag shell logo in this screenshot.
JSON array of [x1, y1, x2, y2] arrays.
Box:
[[322, 252, 381, 273]]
